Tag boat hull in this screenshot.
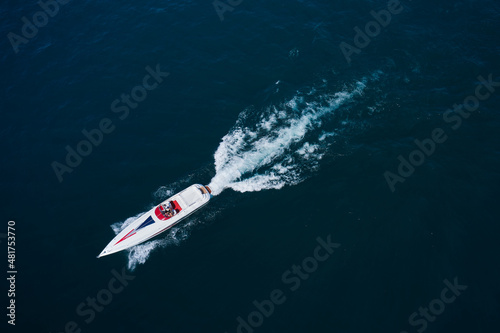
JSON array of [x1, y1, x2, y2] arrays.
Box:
[[98, 184, 212, 258]]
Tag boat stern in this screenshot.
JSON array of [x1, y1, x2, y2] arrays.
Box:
[[201, 185, 212, 196]]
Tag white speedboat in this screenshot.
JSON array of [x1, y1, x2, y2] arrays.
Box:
[[98, 184, 212, 258]]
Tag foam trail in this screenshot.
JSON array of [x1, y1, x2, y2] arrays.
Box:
[[208, 78, 370, 195], [125, 239, 169, 270], [107, 73, 379, 269], [111, 212, 198, 271], [111, 213, 144, 235]]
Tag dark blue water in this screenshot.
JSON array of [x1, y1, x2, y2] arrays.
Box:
[[1, 0, 500, 332]]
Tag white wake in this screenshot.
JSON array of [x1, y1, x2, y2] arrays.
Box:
[[110, 73, 380, 270], [208, 76, 374, 195], [110, 213, 197, 271]]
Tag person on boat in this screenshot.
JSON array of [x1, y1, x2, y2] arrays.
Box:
[[168, 201, 177, 215], [160, 203, 172, 218]]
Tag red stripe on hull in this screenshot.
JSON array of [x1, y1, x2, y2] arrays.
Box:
[[115, 229, 136, 245]]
